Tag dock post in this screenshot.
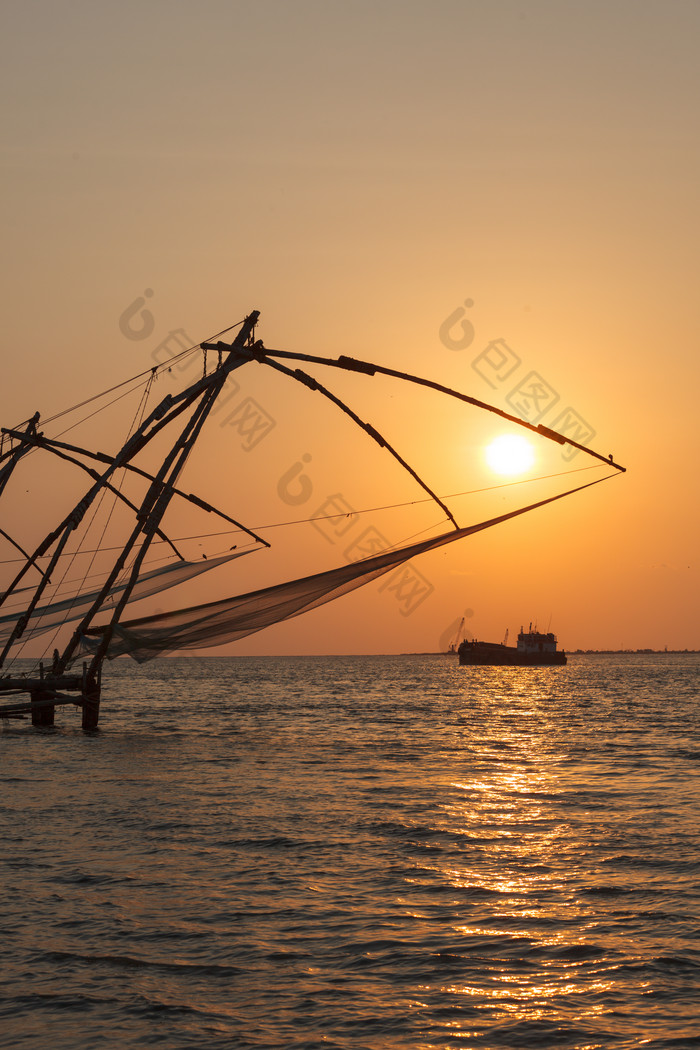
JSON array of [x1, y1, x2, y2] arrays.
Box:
[[31, 665, 55, 726], [81, 694, 100, 731], [30, 693, 55, 726], [81, 667, 101, 731]]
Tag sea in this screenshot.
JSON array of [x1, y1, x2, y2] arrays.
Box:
[[1, 653, 698, 1050]]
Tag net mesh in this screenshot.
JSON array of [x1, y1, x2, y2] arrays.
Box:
[[78, 478, 606, 663], [0, 550, 251, 644]]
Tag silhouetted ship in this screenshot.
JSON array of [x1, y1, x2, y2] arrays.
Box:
[[458, 625, 566, 666]]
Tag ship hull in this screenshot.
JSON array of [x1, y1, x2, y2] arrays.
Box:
[[458, 641, 566, 666]]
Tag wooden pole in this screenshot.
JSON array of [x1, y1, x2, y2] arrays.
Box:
[[30, 662, 54, 726]]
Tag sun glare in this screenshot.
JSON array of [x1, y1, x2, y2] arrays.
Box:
[[485, 434, 535, 476]]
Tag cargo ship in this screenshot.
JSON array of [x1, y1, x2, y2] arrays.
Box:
[[458, 624, 566, 666]]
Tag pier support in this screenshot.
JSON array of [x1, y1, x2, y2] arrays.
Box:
[[30, 663, 54, 726], [30, 687, 55, 727], [81, 670, 101, 731]]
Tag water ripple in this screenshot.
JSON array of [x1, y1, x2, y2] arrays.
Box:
[[1, 653, 699, 1048]]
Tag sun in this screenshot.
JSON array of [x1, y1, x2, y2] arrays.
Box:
[[485, 434, 535, 476]]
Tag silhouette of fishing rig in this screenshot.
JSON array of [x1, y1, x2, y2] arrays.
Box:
[[0, 311, 625, 729]]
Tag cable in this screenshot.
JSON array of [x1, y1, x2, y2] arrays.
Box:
[[0, 462, 607, 567], [19, 317, 247, 433], [248, 462, 607, 532], [40, 370, 161, 645], [53, 378, 154, 439]]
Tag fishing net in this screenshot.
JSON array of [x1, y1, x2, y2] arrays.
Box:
[[78, 478, 606, 663], [0, 550, 251, 644]]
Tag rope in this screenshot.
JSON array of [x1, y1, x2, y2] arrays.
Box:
[[28, 317, 247, 432], [19, 369, 164, 665], [249, 462, 607, 531], [0, 462, 608, 566], [53, 378, 156, 440]]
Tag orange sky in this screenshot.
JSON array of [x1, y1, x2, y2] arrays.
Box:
[[1, 1, 698, 653]]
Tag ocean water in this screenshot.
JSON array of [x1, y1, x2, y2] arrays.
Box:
[[1, 654, 699, 1049]]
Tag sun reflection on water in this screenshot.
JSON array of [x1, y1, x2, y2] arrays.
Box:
[[405, 678, 631, 1038]]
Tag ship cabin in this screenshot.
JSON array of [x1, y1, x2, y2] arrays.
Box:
[[516, 624, 559, 656]]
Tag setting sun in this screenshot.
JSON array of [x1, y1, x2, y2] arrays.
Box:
[[485, 434, 535, 476]]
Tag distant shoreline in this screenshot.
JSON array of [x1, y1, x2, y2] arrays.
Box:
[[569, 649, 700, 655], [437, 649, 700, 656]]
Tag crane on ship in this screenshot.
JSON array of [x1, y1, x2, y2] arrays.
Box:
[[447, 617, 466, 654]]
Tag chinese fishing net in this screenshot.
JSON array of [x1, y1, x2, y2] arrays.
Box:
[[77, 477, 607, 663], [0, 550, 250, 644]]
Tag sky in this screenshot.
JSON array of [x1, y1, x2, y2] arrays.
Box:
[[1, 0, 698, 654]]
